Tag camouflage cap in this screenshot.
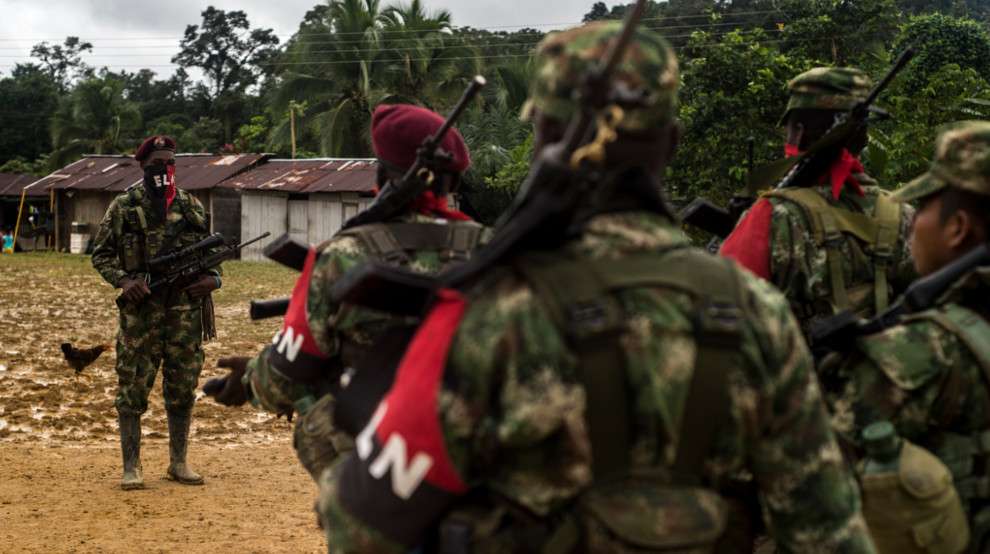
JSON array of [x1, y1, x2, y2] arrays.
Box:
[[780, 67, 873, 125], [520, 21, 679, 133], [893, 120, 990, 202]]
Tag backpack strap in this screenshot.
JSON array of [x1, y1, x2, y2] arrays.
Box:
[[340, 222, 484, 266], [872, 191, 902, 313], [516, 248, 744, 483], [764, 188, 892, 314], [340, 223, 412, 265], [914, 305, 990, 390]]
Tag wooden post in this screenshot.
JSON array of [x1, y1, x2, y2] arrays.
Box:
[[290, 106, 297, 160], [11, 188, 27, 252], [54, 191, 60, 252], [49, 189, 55, 250]]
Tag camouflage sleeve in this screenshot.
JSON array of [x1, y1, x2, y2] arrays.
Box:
[[737, 273, 874, 553], [244, 346, 313, 416], [828, 317, 990, 450], [91, 197, 127, 287], [245, 235, 372, 415]]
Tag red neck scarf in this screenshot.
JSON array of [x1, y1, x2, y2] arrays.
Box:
[[164, 165, 177, 211], [412, 190, 471, 221], [784, 144, 865, 200]]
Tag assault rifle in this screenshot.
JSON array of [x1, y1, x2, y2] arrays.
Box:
[[680, 48, 915, 239], [339, 76, 487, 231], [810, 242, 990, 357], [116, 231, 270, 306]]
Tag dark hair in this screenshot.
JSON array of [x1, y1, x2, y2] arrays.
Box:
[[937, 187, 990, 238]]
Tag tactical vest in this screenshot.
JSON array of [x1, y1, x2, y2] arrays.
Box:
[[440, 246, 749, 553], [901, 303, 990, 554], [763, 187, 902, 319], [112, 185, 200, 273], [337, 221, 485, 270]]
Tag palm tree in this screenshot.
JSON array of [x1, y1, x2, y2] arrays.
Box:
[[268, 0, 479, 157], [49, 77, 142, 169]]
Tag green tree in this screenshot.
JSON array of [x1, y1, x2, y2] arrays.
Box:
[[270, 0, 469, 157], [869, 63, 990, 184], [670, 29, 813, 203], [178, 117, 226, 153], [0, 64, 59, 165], [172, 6, 280, 142], [49, 76, 142, 169], [893, 13, 990, 93], [30, 36, 93, 91]]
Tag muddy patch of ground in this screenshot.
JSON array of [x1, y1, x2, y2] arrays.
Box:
[[0, 253, 325, 552]]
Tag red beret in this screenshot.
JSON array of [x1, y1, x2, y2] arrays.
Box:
[[135, 135, 177, 164], [371, 104, 470, 173]]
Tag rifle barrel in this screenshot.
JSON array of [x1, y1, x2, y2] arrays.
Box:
[[861, 47, 915, 109]]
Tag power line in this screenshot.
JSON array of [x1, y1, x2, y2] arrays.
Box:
[[0, 8, 791, 42], [0, 22, 794, 64], [0, 30, 887, 71], [0, 14, 791, 53]]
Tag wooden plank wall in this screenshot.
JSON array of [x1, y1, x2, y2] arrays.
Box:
[[240, 191, 287, 261]]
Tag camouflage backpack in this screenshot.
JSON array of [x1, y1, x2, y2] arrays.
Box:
[[906, 302, 990, 553], [436, 245, 752, 553]]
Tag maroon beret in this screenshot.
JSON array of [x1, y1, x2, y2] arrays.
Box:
[[371, 104, 470, 173], [135, 135, 177, 164]]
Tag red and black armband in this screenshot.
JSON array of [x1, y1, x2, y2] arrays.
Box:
[[268, 248, 333, 381], [335, 289, 470, 546]]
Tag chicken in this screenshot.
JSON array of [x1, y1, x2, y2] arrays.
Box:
[[60, 342, 110, 374]]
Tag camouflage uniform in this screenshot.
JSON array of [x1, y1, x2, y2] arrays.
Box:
[[826, 121, 990, 550], [317, 22, 875, 554], [92, 183, 216, 416], [245, 213, 488, 480], [721, 68, 916, 338]]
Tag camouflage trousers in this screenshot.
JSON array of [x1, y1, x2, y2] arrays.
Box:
[[293, 393, 354, 483], [114, 294, 204, 416]]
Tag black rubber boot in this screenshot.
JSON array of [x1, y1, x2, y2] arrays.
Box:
[[165, 410, 204, 485], [118, 414, 144, 490]]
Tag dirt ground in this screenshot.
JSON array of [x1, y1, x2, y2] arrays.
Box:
[[0, 253, 327, 552]]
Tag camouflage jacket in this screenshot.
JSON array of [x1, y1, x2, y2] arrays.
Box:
[[318, 211, 875, 554], [725, 178, 916, 337], [245, 213, 488, 416], [91, 184, 218, 308], [826, 267, 990, 482]]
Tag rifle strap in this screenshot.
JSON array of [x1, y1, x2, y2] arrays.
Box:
[[911, 305, 990, 391], [872, 191, 901, 314], [202, 293, 217, 342]]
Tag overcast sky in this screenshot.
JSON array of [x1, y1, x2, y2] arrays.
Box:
[[0, 0, 605, 79]]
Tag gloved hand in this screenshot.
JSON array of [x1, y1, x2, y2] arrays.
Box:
[[118, 276, 151, 303], [183, 274, 218, 299], [205, 356, 251, 406]]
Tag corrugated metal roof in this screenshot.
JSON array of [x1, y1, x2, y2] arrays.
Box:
[[0, 173, 43, 196], [30, 154, 267, 193], [219, 159, 378, 194]]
